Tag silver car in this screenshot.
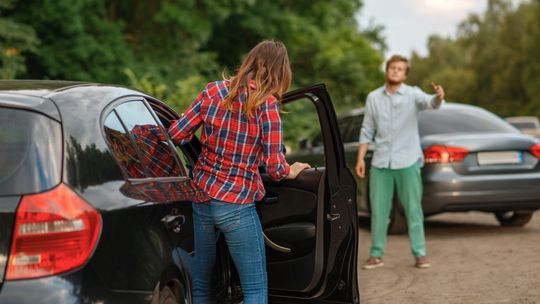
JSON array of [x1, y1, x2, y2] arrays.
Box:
[[289, 103, 540, 233], [505, 116, 540, 138]]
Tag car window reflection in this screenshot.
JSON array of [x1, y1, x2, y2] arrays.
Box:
[[103, 111, 146, 178], [114, 101, 185, 178], [120, 179, 209, 204]]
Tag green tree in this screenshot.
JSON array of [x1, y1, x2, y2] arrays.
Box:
[[115, 0, 385, 144], [110, 0, 384, 109], [409, 35, 475, 104], [515, 0, 540, 116], [9, 0, 132, 83], [0, 0, 38, 78], [5, 0, 386, 145], [410, 0, 540, 118]]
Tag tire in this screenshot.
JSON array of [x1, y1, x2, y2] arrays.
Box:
[[159, 286, 179, 304], [495, 211, 534, 227], [388, 200, 407, 234]]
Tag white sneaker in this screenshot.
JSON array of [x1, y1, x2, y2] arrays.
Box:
[[361, 257, 384, 270]]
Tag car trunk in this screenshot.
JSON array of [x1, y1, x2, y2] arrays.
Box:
[[0, 105, 63, 285], [422, 132, 540, 175]]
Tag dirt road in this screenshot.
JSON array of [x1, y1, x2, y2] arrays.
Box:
[[358, 211, 540, 304]]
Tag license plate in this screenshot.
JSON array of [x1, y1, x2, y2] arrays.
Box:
[[477, 151, 522, 165]]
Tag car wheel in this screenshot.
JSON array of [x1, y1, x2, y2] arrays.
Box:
[[388, 200, 407, 234], [159, 286, 180, 304], [495, 211, 534, 227]]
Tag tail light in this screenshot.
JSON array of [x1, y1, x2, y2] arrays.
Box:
[[531, 144, 540, 158], [6, 184, 101, 280], [424, 145, 469, 164]]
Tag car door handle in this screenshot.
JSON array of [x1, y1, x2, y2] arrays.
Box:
[[263, 232, 291, 253], [327, 213, 341, 221], [161, 214, 186, 233]]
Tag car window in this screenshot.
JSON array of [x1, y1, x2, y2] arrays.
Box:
[[339, 114, 363, 143], [0, 107, 62, 195], [312, 132, 323, 147], [510, 122, 537, 130], [338, 117, 352, 142], [103, 110, 146, 178], [281, 97, 325, 167], [146, 101, 195, 177], [419, 106, 518, 136], [104, 100, 186, 178]]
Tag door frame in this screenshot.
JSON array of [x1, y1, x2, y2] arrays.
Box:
[[266, 84, 359, 304]]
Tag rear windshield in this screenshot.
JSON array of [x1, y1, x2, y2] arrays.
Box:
[[509, 122, 538, 130], [419, 106, 518, 137], [0, 107, 62, 195]]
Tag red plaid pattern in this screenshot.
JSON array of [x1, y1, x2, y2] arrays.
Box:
[[131, 125, 183, 177], [104, 126, 146, 178], [168, 80, 290, 204], [120, 179, 210, 204]]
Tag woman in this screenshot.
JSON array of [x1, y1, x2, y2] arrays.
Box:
[[168, 40, 310, 303]]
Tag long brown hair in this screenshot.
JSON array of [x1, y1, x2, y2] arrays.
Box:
[[223, 40, 292, 118]]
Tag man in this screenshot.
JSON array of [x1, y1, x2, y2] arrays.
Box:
[[356, 55, 445, 269]]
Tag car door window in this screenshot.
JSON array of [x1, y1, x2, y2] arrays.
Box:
[[145, 99, 196, 177], [104, 100, 186, 178], [103, 111, 146, 178], [259, 86, 358, 299], [345, 114, 363, 143], [338, 116, 353, 143], [337, 114, 364, 144], [281, 97, 325, 167]]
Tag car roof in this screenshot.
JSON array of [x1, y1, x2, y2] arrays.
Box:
[[0, 80, 90, 97], [425, 102, 491, 112], [0, 80, 148, 121], [338, 107, 365, 118], [0, 80, 85, 121], [337, 102, 485, 119]]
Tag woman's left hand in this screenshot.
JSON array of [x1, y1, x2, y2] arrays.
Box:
[[285, 162, 311, 179]]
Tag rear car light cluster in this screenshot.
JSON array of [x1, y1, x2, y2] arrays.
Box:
[[530, 144, 540, 158], [424, 145, 469, 164], [6, 184, 101, 280]]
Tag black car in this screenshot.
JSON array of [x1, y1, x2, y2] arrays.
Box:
[[0, 81, 358, 303], [289, 103, 540, 233]]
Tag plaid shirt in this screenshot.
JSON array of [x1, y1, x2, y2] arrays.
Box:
[[168, 80, 290, 204]]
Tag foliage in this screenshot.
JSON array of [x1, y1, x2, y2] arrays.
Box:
[[125, 68, 207, 112], [409, 0, 540, 118], [6, 0, 132, 83], [0, 0, 38, 78], [2, 0, 386, 146], [8, 0, 539, 145]]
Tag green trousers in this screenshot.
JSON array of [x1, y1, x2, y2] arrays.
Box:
[[369, 162, 426, 258]]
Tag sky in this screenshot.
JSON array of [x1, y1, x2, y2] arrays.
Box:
[[357, 0, 521, 59]]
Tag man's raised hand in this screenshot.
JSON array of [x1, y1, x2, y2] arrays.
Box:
[[431, 82, 445, 102]]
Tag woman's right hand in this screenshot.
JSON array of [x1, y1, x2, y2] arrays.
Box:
[[285, 162, 311, 179]]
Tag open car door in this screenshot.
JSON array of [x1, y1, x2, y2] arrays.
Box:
[[148, 84, 359, 303], [261, 85, 359, 304]]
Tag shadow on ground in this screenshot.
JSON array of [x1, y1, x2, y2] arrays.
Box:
[[357, 212, 537, 239]]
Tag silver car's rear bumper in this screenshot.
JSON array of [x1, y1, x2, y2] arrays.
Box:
[[422, 164, 540, 215]]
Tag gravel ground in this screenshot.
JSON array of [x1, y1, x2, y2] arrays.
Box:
[[358, 211, 540, 304]]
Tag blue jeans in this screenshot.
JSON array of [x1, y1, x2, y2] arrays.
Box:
[[191, 199, 267, 304]]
